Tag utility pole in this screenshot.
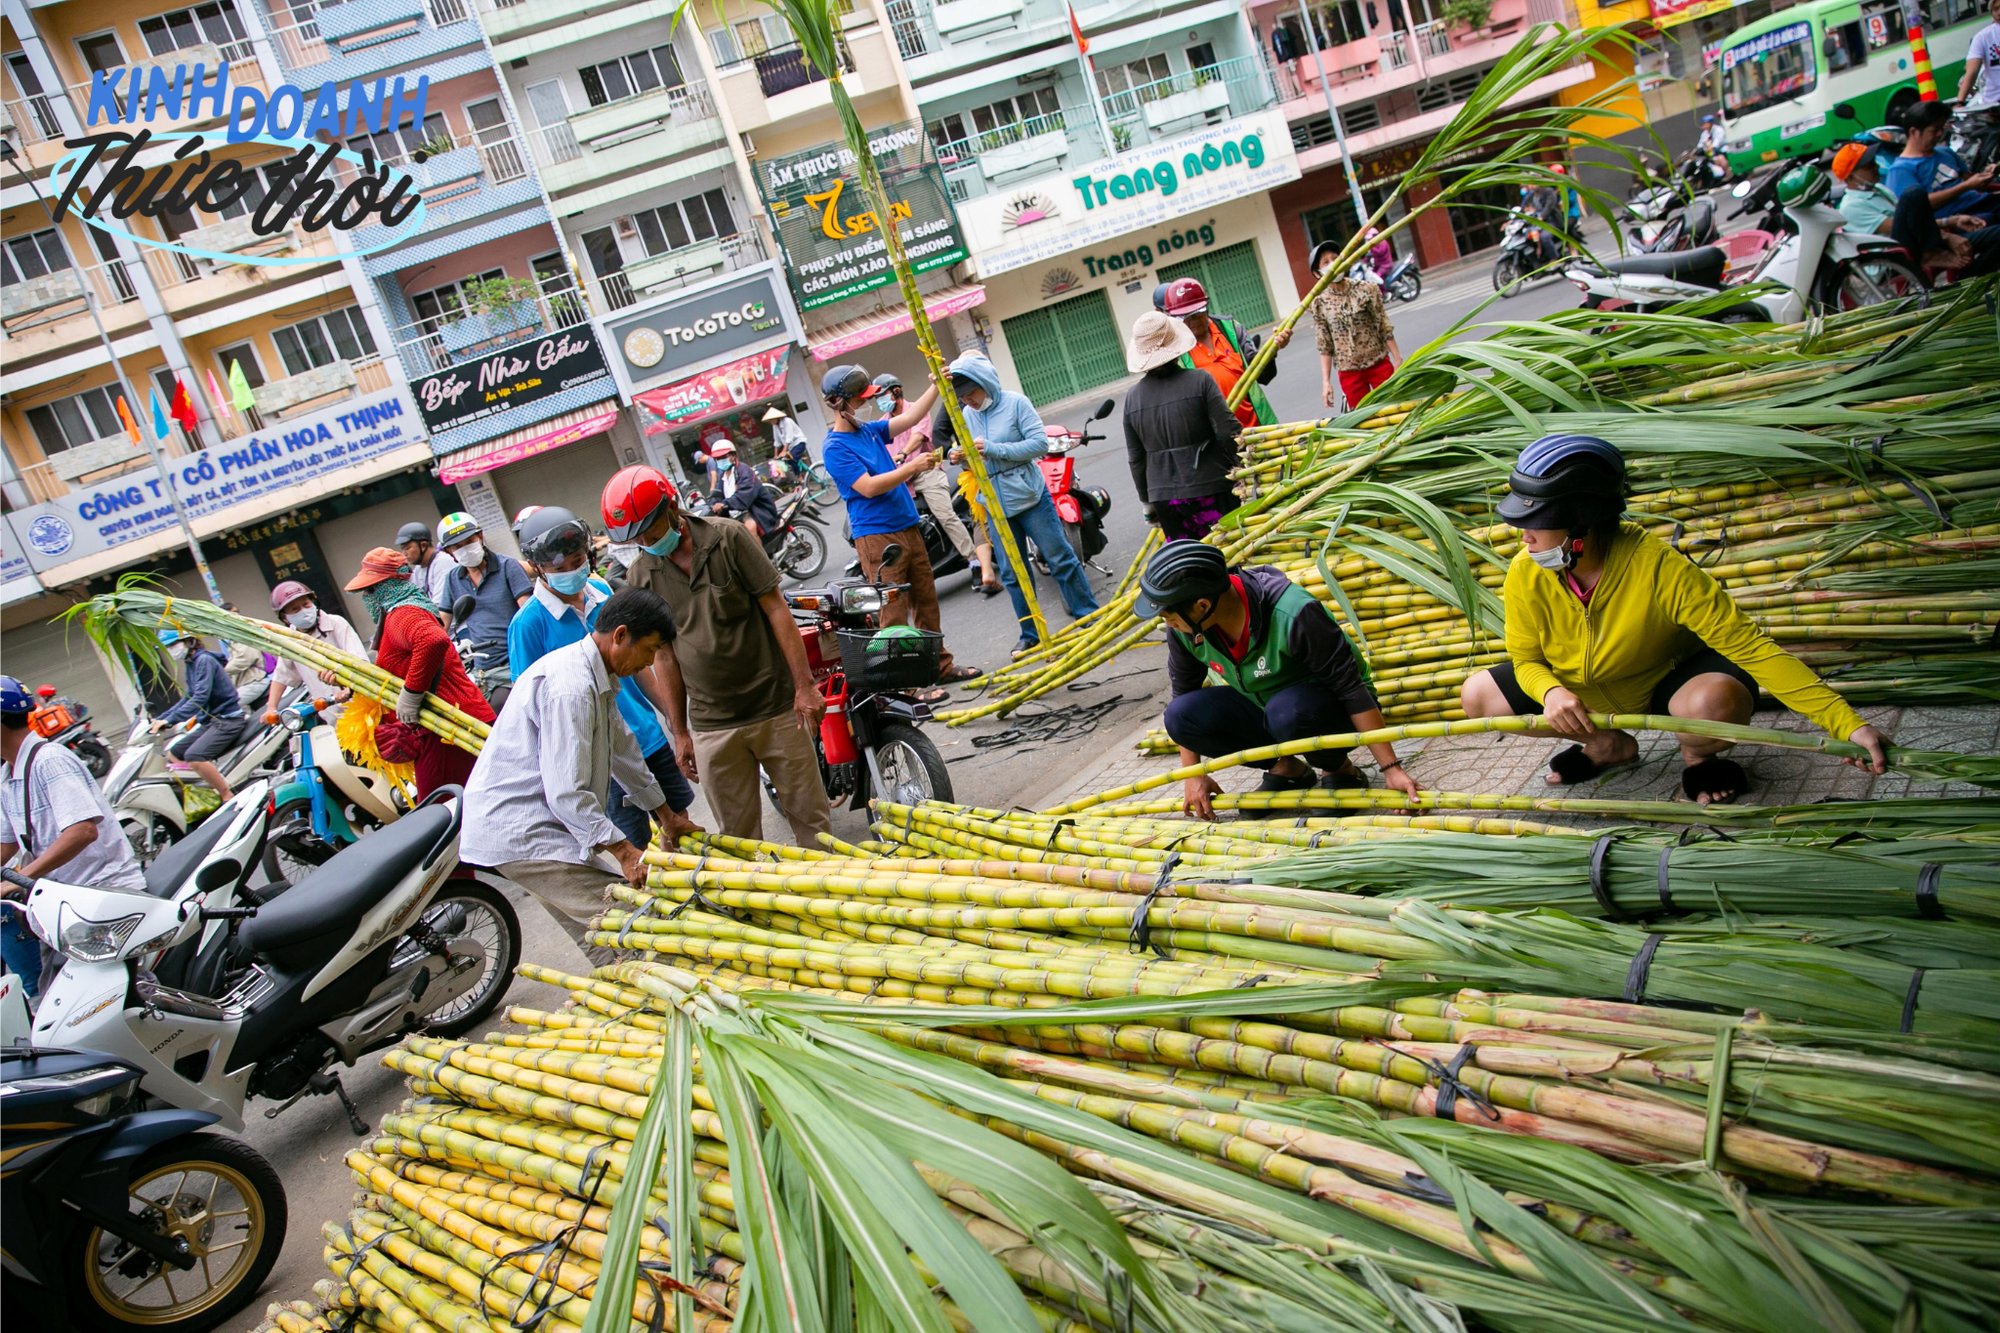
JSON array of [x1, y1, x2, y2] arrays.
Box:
[[3, 138, 224, 603], [1297, 0, 1371, 233]]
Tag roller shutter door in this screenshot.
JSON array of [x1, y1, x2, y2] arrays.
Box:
[[2, 616, 126, 732], [487, 436, 624, 548], [999, 290, 1127, 407], [1157, 240, 1275, 327]]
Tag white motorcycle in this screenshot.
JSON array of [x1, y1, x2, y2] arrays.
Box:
[[17, 783, 519, 1135], [1567, 162, 1924, 324], [105, 700, 301, 863]]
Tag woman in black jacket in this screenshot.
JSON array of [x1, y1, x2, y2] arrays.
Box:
[[1121, 310, 1244, 542]]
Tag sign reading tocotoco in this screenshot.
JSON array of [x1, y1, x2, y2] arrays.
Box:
[[604, 269, 792, 385]]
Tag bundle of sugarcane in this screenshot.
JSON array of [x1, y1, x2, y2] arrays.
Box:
[[64, 578, 492, 755], [949, 284, 2000, 726], [287, 954, 2000, 1333]]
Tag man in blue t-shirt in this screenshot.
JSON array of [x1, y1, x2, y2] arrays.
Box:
[[508, 505, 700, 850], [1886, 100, 1998, 222], [819, 364, 979, 692]]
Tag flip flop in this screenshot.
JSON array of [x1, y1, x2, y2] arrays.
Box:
[[1681, 757, 1748, 804], [912, 687, 952, 705], [938, 665, 983, 683]]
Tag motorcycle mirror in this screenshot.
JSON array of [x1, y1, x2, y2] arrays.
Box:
[[1832, 102, 1857, 121], [1092, 398, 1115, 420], [195, 859, 241, 894], [877, 542, 903, 570], [450, 593, 477, 627]]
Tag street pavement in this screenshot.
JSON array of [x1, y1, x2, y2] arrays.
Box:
[[228, 259, 1590, 1326]]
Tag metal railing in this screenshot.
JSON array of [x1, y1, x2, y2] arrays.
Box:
[[391, 285, 590, 376], [592, 231, 766, 311], [930, 107, 1082, 176], [1, 258, 142, 335], [4, 59, 262, 145], [1412, 20, 1452, 56], [267, 0, 470, 70], [715, 40, 852, 99], [884, 0, 929, 59], [529, 81, 719, 169], [1381, 29, 1412, 69], [14, 453, 162, 504], [1100, 57, 1275, 132]]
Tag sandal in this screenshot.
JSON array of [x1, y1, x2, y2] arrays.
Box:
[[1545, 743, 1639, 786], [1680, 757, 1748, 805], [938, 665, 983, 683], [912, 687, 951, 705]]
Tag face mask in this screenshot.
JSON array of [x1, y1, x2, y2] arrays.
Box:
[[641, 526, 682, 558], [285, 607, 319, 632], [453, 541, 485, 569], [1529, 543, 1573, 572], [545, 566, 591, 596], [168, 641, 190, 661]]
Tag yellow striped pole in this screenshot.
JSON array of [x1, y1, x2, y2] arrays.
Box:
[[1910, 22, 1938, 100]]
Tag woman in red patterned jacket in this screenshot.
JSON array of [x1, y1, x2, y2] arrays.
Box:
[[344, 547, 496, 798]]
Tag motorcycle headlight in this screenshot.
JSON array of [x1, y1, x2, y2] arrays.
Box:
[[61, 911, 145, 962], [74, 1073, 143, 1118], [282, 709, 309, 733], [841, 585, 885, 615]]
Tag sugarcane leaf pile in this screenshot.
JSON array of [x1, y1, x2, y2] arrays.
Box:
[[958, 282, 2000, 733]]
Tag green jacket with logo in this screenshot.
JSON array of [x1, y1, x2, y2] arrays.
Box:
[[1166, 566, 1377, 711]]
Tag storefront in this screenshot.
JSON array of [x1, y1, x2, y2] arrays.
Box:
[[953, 111, 1302, 407], [601, 262, 810, 485]]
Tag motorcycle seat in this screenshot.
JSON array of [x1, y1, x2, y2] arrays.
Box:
[[239, 803, 458, 957], [1603, 245, 1728, 289], [141, 817, 233, 899]]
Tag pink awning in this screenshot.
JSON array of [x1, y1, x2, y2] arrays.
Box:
[[634, 345, 792, 436], [807, 283, 987, 361], [435, 407, 621, 484]]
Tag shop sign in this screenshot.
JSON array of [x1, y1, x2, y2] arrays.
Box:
[[604, 269, 791, 385], [412, 326, 611, 435], [633, 345, 791, 434], [756, 121, 970, 310], [1078, 219, 1217, 281], [4, 388, 419, 574], [958, 110, 1299, 278]]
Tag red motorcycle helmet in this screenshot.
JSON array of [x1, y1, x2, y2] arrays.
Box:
[[602, 465, 679, 542], [1160, 277, 1208, 316]]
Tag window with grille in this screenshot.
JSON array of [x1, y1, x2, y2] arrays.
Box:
[[632, 189, 739, 255], [1289, 100, 1379, 150], [1096, 54, 1173, 101], [272, 307, 378, 376], [160, 158, 310, 234], [25, 386, 124, 458], [1415, 65, 1488, 112], [581, 45, 685, 106], [139, 1, 254, 63], [1, 229, 71, 286], [348, 112, 450, 165]]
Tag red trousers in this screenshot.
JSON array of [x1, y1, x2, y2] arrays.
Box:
[[1339, 357, 1396, 408], [413, 731, 479, 801]]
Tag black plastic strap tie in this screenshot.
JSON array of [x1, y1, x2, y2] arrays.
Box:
[[1129, 848, 1183, 958], [1309, 829, 1334, 848], [1915, 862, 1944, 919], [1043, 818, 1075, 852], [1901, 967, 1925, 1034], [1655, 843, 1676, 915], [1624, 934, 1663, 1003], [1426, 1043, 1497, 1122], [1670, 521, 1685, 552], [615, 894, 664, 948], [1587, 834, 1625, 920]]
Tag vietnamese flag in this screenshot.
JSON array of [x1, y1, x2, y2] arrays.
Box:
[[169, 377, 200, 434]]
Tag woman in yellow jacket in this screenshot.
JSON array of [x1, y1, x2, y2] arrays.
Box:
[[1459, 435, 1889, 803]]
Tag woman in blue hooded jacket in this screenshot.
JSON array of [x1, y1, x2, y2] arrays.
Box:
[[942, 354, 1101, 655]]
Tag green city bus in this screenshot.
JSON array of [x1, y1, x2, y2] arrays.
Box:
[[1717, 0, 1990, 175]]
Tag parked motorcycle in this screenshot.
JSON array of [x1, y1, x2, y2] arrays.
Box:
[[1036, 397, 1116, 576], [1568, 161, 1924, 323], [27, 684, 114, 779], [1347, 257, 1423, 302], [23, 784, 520, 1136], [1493, 210, 1560, 295], [106, 702, 301, 863], [0, 1044, 286, 1332], [260, 696, 411, 883], [786, 551, 953, 810], [765, 484, 828, 581], [841, 485, 980, 583]]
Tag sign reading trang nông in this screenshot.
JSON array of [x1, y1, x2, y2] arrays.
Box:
[[757, 121, 970, 310]]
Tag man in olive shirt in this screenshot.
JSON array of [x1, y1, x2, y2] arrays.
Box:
[[602, 465, 832, 845]]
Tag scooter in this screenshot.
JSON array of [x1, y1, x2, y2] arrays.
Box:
[[27, 684, 114, 779], [1345, 257, 1423, 303], [22, 784, 520, 1136], [1036, 397, 1116, 576], [786, 550, 953, 810], [106, 700, 301, 863], [1493, 210, 1561, 295], [261, 696, 411, 884], [1567, 161, 1924, 323], [763, 485, 828, 581], [0, 1045, 286, 1333], [839, 485, 980, 583]]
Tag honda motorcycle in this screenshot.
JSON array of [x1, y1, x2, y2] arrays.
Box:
[[27, 684, 114, 779]]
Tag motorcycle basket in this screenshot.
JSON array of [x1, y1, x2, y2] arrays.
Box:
[[836, 628, 943, 694]]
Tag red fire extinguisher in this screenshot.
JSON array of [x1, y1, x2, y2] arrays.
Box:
[[819, 673, 858, 765]]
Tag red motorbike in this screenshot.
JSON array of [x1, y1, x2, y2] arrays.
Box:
[[783, 544, 954, 810], [1035, 397, 1115, 576]]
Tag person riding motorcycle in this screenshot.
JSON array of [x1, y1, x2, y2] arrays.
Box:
[[151, 628, 248, 801], [1457, 435, 1890, 804], [263, 580, 367, 722], [706, 440, 782, 538]]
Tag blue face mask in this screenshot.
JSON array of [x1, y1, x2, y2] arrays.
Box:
[[641, 526, 682, 558], [545, 566, 591, 595]]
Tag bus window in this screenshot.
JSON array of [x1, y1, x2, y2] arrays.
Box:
[[1859, 0, 1903, 47], [1825, 20, 1867, 72], [1722, 21, 1818, 117]]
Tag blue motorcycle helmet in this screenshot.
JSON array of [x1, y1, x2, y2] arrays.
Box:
[[0, 674, 34, 719], [1495, 433, 1627, 530]]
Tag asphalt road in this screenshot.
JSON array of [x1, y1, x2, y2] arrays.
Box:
[[227, 260, 1587, 1326]]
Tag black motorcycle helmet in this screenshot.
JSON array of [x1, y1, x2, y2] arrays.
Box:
[[1133, 542, 1231, 621], [518, 505, 591, 566]]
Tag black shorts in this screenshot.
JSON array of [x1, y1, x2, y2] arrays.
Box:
[[1487, 648, 1757, 717], [170, 712, 250, 763]]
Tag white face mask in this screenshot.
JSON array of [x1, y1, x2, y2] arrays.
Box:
[[285, 606, 319, 631], [453, 541, 485, 569], [1529, 543, 1572, 571], [168, 640, 190, 661]]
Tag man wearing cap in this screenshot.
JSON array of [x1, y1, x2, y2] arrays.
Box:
[[1307, 240, 1401, 411], [877, 371, 979, 573], [1121, 311, 1244, 543], [1886, 100, 1998, 223], [1159, 278, 1285, 429], [439, 511, 534, 712], [151, 629, 248, 801], [265, 581, 368, 722], [1834, 143, 1901, 234], [603, 466, 836, 845], [820, 364, 980, 689], [4, 674, 146, 997], [706, 439, 781, 537], [397, 520, 456, 605], [346, 548, 495, 799], [1132, 544, 1418, 820]]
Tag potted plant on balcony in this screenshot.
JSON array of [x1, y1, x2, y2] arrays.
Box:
[[440, 275, 543, 353], [1440, 0, 1494, 31]]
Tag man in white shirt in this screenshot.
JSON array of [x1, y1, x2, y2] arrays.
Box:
[[459, 587, 678, 964], [2, 675, 146, 997], [1959, 0, 2000, 111], [265, 580, 370, 722]]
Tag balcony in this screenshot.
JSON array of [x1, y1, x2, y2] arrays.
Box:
[[1259, 0, 1533, 109], [337, 130, 537, 255], [932, 108, 1107, 202], [2, 55, 266, 171], [248, 355, 395, 423], [930, 0, 1021, 40], [714, 38, 865, 130], [528, 83, 726, 198], [1101, 57, 1276, 151], [390, 285, 590, 378], [262, 0, 476, 75], [1, 258, 140, 332], [593, 231, 767, 311]]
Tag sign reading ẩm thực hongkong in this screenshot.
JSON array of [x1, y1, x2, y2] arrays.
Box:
[[50, 62, 433, 264], [756, 121, 970, 310], [956, 110, 1300, 278], [411, 326, 612, 435], [4, 389, 419, 574]]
